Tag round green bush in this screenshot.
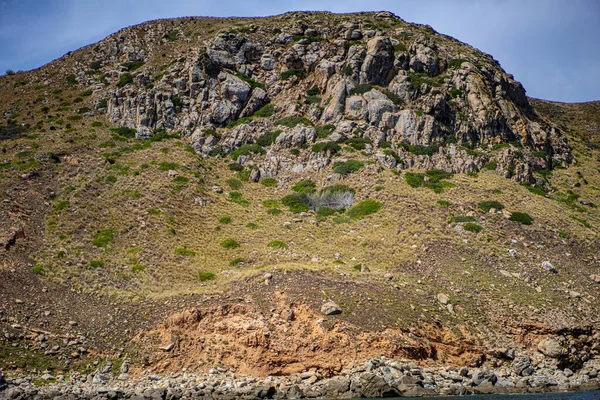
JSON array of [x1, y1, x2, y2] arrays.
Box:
[[220, 239, 240, 249], [267, 240, 288, 249], [509, 212, 533, 225], [463, 222, 483, 233]]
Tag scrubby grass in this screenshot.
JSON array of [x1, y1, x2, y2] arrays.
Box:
[[316, 125, 335, 138], [254, 104, 275, 118], [32, 265, 45, 275], [452, 215, 476, 223], [346, 137, 372, 150], [509, 212, 533, 225], [437, 200, 451, 207], [88, 260, 105, 269], [267, 208, 283, 215], [405, 170, 454, 193], [246, 222, 259, 229], [219, 216, 232, 224], [229, 257, 245, 266], [349, 84, 373, 95]]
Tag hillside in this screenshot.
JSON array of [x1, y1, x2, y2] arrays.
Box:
[[1, 11, 599, 398]]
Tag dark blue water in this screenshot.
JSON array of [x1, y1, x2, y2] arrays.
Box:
[[376, 391, 600, 399]]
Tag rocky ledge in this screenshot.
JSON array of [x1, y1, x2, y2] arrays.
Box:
[[2, 356, 599, 399]]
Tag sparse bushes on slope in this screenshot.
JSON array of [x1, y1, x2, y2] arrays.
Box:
[[347, 199, 382, 219]]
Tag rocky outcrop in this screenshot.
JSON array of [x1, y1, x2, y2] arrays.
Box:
[[85, 11, 572, 183]]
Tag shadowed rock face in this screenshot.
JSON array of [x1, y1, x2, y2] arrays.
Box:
[[88, 11, 572, 183]]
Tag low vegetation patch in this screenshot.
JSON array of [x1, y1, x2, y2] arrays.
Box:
[[260, 177, 278, 187], [478, 200, 504, 212], [197, 272, 215, 282], [405, 170, 454, 193], [312, 141, 341, 154], [282, 194, 310, 213], [267, 240, 288, 249], [226, 179, 243, 190], [220, 239, 240, 249], [274, 116, 313, 128], [346, 199, 382, 219], [219, 216, 232, 224], [256, 130, 281, 146], [230, 144, 265, 161], [509, 212, 533, 225], [463, 222, 483, 233], [92, 229, 117, 247], [175, 247, 196, 256], [280, 68, 306, 80], [292, 179, 316, 194], [333, 159, 364, 175]]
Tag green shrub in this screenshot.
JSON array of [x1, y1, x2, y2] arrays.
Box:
[[405, 172, 425, 188], [347, 199, 382, 219], [54, 200, 69, 211], [92, 229, 117, 247], [483, 160, 497, 170], [521, 182, 546, 196], [437, 200, 451, 207], [163, 30, 178, 41], [116, 73, 133, 88], [448, 59, 467, 68], [281, 69, 306, 80], [227, 116, 253, 129], [346, 137, 372, 150], [426, 169, 453, 181], [80, 89, 93, 97], [111, 126, 137, 138], [254, 104, 275, 118], [246, 222, 259, 229], [262, 199, 280, 208], [91, 121, 102, 127], [383, 89, 403, 105], [89, 260, 105, 269], [66, 74, 78, 85], [159, 161, 179, 171], [282, 194, 310, 213], [306, 86, 320, 96], [452, 215, 476, 223], [173, 176, 189, 184], [463, 222, 482, 233], [267, 208, 283, 215], [407, 71, 442, 88], [67, 115, 82, 121], [394, 42, 407, 52], [175, 247, 196, 256], [292, 179, 316, 194], [333, 159, 364, 176], [122, 61, 145, 71], [235, 72, 265, 89], [197, 271, 215, 281], [105, 175, 117, 183], [509, 212, 533, 225], [256, 130, 281, 146], [220, 239, 240, 249], [131, 264, 145, 273], [349, 84, 373, 95], [228, 162, 243, 171], [478, 200, 504, 212], [312, 141, 341, 154], [267, 240, 288, 249], [32, 265, 45, 275], [316, 207, 335, 217], [274, 116, 313, 128], [230, 143, 265, 161], [260, 178, 278, 187], [290, 148, 300, 156], [401, 142, 438, 155], [229, 257, 245, 266], [316, 125, 335, 138], [226, 178, 243, 190], [219, 216, 232, 224]]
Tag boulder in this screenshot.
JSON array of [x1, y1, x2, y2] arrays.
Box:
[[360, 37, 394, 85], [321, 300, 342, 315], [538, 338, 567, 358]]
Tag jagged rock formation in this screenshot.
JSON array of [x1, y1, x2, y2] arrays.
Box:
[[56, 11, 572, 184]]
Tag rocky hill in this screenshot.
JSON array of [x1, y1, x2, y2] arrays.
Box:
[[0, 11, 599, 399]]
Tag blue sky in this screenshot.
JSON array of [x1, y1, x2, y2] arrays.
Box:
[[0, 0, 598, 102]]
